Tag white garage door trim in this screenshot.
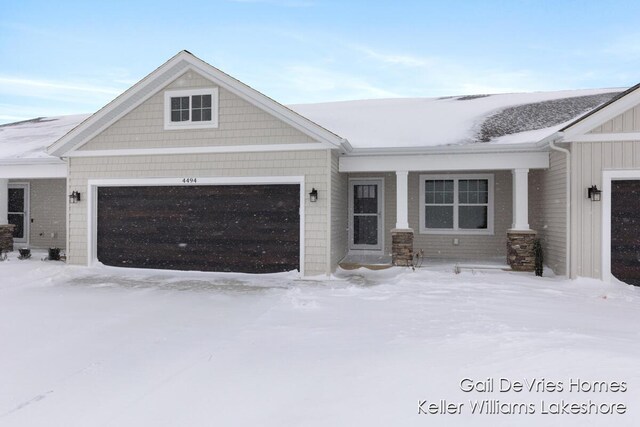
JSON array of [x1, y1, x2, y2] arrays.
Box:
[[87, 176, 306, 275], [601, 169, 640, 283]]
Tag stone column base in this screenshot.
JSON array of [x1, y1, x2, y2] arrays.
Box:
[[0, 224, 16, 252], [392, 228, 414, 266], [507, 229, 537, 272]]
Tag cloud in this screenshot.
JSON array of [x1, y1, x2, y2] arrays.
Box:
[[349, 45, 435, 68]]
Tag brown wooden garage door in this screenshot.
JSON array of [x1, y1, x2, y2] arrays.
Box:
[[97, 185, 300, 273], [611, 180, 640, 286]]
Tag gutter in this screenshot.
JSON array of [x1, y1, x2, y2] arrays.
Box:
[[547, 132, 571, 277], [344, 141, 546, 157]]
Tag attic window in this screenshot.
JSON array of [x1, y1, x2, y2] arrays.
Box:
[[164, 88, 218, 129]]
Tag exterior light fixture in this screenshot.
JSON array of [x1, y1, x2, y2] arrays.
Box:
[[587, 185, 601, 202], [69, 191, 81, 204], [309, 188, 318, 202]]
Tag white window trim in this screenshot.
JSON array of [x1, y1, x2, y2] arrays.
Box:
[[164, 87, 219, 130], [601, 169, 640, 283], [419, 173, 494, 235]]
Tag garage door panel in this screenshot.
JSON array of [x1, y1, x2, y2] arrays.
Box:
[[611, 180, 640, 286], [97, 184, 300, 273]]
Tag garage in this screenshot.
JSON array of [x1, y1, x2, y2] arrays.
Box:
[[96, 184, 300, 273], [611, 180, 640, 286]]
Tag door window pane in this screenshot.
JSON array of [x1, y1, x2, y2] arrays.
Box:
[[8, 188, 24, 212], [354, 185, 378, 214], [354, 216, 378, 245], [8, 213, 24, 239]]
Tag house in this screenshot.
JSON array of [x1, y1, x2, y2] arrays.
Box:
[[0, 50, 638, 285]]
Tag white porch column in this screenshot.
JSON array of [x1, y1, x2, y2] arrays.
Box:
[[395, 170, 410, 229], [0, 179, 8, 225], [511, 168, 530, 230]]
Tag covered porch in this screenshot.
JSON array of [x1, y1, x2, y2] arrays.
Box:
[[338, 147, 549, 271]]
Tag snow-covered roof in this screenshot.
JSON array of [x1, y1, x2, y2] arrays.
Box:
[[0, 114, 89, 161], [290, 88, 622, 149], [0, 87, 624, 161]]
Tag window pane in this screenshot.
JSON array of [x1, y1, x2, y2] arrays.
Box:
[[479, 180, 488, 192], [171, 97, 181, 110], [459, 206, 487, 229], [425, 206, 453, 228], [445, 180, 453, 191], [459, 191, 468, 203], [425, 180, 435, 191], [192, 95, 201, 108], [203, 94, 212, 108], [425, 191, 435, 204], [171, 111, 181, 122], [181, 110, 189, 121], [202, 109, 212, 121], [192, 109, 201, 121], [459, 180, 467, 191], [479, 191, 488, 203], [180, 97, 189, 109], [469, 192, 478, 203], [444, 190, 454, 204], [8, 188, 24, 212], [354, 216, 378, 245]]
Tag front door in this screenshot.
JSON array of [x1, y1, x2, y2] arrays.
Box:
[[349, 179, 383, 251], [8, 184, 29, 244]]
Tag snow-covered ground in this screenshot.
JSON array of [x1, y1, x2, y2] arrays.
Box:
[[1, 254, 638, 426]]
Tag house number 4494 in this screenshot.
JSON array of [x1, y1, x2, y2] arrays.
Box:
[[182, 178, 197, 183]]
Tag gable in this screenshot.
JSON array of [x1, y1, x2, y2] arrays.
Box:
[[79, 70, 317, 152], [48, 51, 348, 157], [588, 104, 640, 134]]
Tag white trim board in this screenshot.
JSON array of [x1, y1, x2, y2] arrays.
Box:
[[340, 151, 549, 172], [0, 163, 67, 179], [567, 132, 640, 143], [69, 143, 330, 158], [86, 175, 306, 276], [601, 169, 640, 283]]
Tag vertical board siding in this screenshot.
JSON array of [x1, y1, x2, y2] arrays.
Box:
[[329, 151, 348, 270], [9, 178, 67, 249], [572, 140, 640, 279], [590, 105, 640, 133], [80, 71, 317, 151]]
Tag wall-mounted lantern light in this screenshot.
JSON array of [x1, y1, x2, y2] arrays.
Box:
[[309, 188, 318, 203], [587, 185, 601, 202], [69, 191, 81, 204]]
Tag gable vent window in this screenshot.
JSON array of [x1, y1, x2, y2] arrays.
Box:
[[165, 88, 218, 129]]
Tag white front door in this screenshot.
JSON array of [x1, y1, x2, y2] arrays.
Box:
[[8, 183, 29, 244], [349, 179, 384, 251]]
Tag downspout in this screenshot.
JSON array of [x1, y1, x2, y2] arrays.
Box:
[[549, 135, 571, 277]]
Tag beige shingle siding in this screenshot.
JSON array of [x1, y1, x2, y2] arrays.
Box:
[[589, 105, 640, 133], [9, 178, 67, 249], [80, 71, 316, 151], [529, 151, 567, 275], [67, 70, 334, 276], [571, 140, 640, 279], [68, 151, 330, 275], [329, 150, 348, 270]]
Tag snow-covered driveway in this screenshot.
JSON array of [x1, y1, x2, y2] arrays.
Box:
[[1, 257, 639, 426]]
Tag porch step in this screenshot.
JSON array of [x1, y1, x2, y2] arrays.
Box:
[[454, 263, 511, 274], [339, 254, 393, 270]]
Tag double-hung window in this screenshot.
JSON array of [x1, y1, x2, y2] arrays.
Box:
[[164, 88, 218, 129], [419, 174, 494, 235]]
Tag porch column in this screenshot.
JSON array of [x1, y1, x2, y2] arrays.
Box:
[[507, 168, 536, 271], [392, 170, 413, 266], [0, 178, 15, 252], [511, 168, 530, 230]]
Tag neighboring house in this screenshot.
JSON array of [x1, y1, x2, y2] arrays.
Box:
[[0, 51, 638, 285]]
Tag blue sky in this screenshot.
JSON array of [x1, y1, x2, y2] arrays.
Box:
[[1, 0, 640, 124]]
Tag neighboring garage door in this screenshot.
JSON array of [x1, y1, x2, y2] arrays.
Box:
[[97, 184, 300, 273], [611, 180, 640, 286]]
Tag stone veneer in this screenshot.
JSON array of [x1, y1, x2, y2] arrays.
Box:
[[507, 230, 537, 272], [392, 229, 414, 266], [0, 224, 16, 253]]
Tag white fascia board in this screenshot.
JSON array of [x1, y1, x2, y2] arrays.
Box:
[[339, 151, 549, 172], [69, 143, 329, 158], [562, 87, 640, 139], [0, 162, 67, 178], [564, 132, 640, 143], [348, 142, 544, 156]]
